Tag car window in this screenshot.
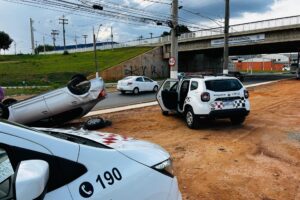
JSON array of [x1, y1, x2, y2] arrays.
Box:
[[0, 148, 14, 198], [163, 80, 178, 91], [136, 77, 144, 82], [190, 81, 198, 91], [143, 77, 153, 82], [205, 79, 242, 92]]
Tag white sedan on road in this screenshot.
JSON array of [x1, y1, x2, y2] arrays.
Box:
[[0, 120, 182, 200], [117, 76, 159, 94]]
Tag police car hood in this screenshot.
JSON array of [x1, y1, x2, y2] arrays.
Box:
[[37, 128, 170, 167]]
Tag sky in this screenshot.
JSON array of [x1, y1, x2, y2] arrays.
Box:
[[0, 0, 299, 54]]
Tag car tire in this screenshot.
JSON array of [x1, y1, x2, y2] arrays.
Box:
[[230, 116, 246, 125], [83, 117, 112, 130], [185, 107, 198, 129], [67, 74, 88, 95], [2, 98, 17, 106], [0, 103, 9, 119], [162, 111, 169, 116], [153, 85, 159, 92], [133, 87, 139, 95]]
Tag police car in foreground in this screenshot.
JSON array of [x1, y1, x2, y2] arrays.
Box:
[[157, 75, 250, 129], [0, 120, 181, 200]]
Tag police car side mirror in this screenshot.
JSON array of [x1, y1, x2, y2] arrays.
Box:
[[15, 160, 49, 200]]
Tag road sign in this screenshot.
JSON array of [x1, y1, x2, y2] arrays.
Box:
[[169, 57, 176, 66]]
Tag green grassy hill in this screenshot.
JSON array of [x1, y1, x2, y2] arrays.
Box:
[[0, 47, 152, 87]]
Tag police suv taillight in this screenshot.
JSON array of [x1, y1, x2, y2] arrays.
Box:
[[201, 92, 210, 102], [244, 90, 249, 99], [127, 82, 133, 85]]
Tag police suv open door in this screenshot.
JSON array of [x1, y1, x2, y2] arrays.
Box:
[[156, 79, 179, 112]]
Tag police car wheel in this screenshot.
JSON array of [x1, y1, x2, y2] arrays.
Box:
[[230, 116, 246, 125], [185, 107, 197, 129], [0, 103, 9, 119], [153, 86, 158, 92]]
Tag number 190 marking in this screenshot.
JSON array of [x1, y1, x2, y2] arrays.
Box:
[[96, 168, 122, 189]]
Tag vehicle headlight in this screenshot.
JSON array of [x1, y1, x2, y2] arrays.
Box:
[[152, 158, 174, 178]]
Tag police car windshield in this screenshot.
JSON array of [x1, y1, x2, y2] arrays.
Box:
[[205, 79, 242, 92]]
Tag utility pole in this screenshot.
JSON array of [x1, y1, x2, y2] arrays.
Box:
[[74, 33, 78, 50], [93, 27, 99, 78], [83, 35, 88, 49], [59, 15, 68, 51], [51, 30, 59, 50], [170, 0, 179, 78], [14, 41, 16, 55], [43, 35, 46, 53], [223, 0, 230, 75], [30, 18, 35, 55], [35, 41, 38, 54], [111, 26, 114, 51]]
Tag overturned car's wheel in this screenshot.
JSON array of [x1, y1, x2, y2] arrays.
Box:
[[83, 117, 112, 130], [0, 103, 9, 119], [67, 74, 89, 95], [2, 98, 17, 106]]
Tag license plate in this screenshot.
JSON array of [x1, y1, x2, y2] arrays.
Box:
[[223, 101, 233, 107]]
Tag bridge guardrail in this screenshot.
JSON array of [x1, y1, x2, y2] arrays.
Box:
[[43, 15, 300, 55]]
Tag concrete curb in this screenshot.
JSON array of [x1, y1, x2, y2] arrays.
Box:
[[84, 78, 288, 117]]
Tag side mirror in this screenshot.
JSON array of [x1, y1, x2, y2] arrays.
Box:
[[15, 160, 49, 200]]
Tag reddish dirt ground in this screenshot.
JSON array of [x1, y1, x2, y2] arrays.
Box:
[[85, 79, 300, 200]]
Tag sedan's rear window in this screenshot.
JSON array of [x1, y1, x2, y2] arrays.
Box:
[[205, 79, 242, 92]]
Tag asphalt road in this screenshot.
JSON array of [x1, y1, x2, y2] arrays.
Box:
[[93, 73, 294, 110]]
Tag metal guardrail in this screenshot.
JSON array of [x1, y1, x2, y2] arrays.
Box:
[[43, 15, 300, 55]]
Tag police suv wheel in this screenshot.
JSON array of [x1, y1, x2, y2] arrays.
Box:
[[0, 103, 9, 119], [185, 107, 197, 129], [153, 85, 158, 92]]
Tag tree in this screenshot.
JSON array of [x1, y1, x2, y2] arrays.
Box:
[[160, 25, 191, 37], [0, 31, 13, 52], [35, 45, 54, 54]]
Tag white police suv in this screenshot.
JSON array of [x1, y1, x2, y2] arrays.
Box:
[[0, 120, 181, 200], [157, 75, 250, 129]]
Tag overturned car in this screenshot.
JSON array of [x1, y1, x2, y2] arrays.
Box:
[[0, 74, 106, 126]]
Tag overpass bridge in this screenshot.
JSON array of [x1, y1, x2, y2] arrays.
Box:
[[159, 15, 300, 56]]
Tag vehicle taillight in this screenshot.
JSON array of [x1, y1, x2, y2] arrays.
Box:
[[127, 82, 133, 85], [244, 90, 249, 99], [201, 92, 210, 102], [98, 89, 107, 99]]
